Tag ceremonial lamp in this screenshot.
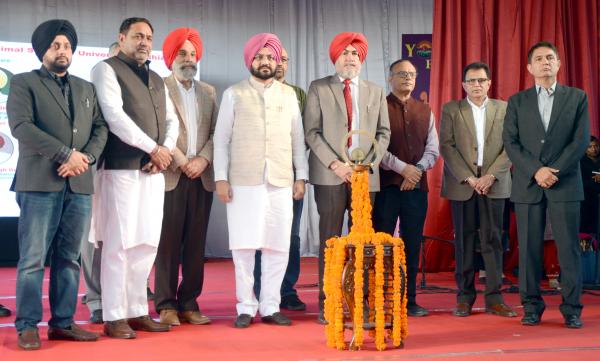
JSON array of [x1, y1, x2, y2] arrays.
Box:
[[323, 130, 408, 351]]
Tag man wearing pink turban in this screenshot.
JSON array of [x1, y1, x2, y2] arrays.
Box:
[[153, 27, 217, 327], [304, 32, 391, 324], [213, 33, 308, 328]]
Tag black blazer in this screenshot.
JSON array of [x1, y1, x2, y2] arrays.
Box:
[[7, 67, 108, 194], [502, 83, 590, 203]]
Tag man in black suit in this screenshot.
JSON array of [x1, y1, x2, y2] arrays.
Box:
[[7, 19, 108, 349], [503, 41, 590, 329]]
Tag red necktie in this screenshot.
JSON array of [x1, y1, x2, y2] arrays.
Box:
[[343, 79, 353, 147]]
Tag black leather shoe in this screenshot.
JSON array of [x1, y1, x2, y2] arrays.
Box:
[[0, 304, 11, 317], [407, 303, 429, 317], [564, 315, 583, 329], [521, 312, 541, 326], [280, 295, 306, 311], [234, 314, 253, 328], [261, 312, 291, 326], [90, 309, 103, 324]]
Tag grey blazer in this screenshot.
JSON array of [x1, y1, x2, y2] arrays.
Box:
[[303, 75, 390, 192], [163, 74, 218, 192], [7, 68, 108, 194], [440, 98, 511, 201], [502, 84, 590, 203]]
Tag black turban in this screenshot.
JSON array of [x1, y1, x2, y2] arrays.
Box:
[[31, 19, 78, 62]]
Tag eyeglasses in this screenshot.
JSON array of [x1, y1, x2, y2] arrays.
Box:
[[392, 71, 418, 79], [464, 78, 489, 85], [253, 54, 276, 62]]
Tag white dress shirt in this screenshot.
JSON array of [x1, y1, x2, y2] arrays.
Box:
[[536, 82, 556, 132], [467, 96, 489, 167], [176, 79, 199, 157]]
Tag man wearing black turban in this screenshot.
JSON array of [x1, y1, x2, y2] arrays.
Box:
[[7, 19, 107, 350], [31, 19, 78, 63]]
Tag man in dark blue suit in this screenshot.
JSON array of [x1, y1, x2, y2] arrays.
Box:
[[503, 41, 590, 329]]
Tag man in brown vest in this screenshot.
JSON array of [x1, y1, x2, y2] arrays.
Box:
[[441, 62, 516, 318], [91, 17, 178, 338], [373, 59, 439, 317]]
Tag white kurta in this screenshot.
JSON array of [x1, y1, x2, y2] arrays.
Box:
[[90, 60, 178, 321], [213, 78, 308, 252], [90, 61, 179, 249]]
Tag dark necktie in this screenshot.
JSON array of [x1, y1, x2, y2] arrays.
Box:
[[343, 79, 353, 147]]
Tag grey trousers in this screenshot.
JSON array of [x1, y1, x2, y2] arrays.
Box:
[[81, 239, 102, 313]]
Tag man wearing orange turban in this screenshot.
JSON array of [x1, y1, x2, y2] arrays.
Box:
[[304, 32, 390, 324], [162, 27, 203, 70], [154, 27, 217, 328]]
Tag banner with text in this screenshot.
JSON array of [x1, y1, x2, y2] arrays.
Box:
[[0, 41, 170, 217], [401, 34, 432, 104]]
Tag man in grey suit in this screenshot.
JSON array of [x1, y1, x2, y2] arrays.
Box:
[[7, 19, 107, 350], [503, 41, 590, 329], [304, 32, 390, 323], [440, 62, 516, 318], [154, 27, 217, 327]]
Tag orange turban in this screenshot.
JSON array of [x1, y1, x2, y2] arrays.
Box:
[[162, 28, 203, 70], [329, 32, 368, 64]]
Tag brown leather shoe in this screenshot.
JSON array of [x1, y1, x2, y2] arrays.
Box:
[[453, 302, 472, 317], [18, 329, 40, 350], [159, 309, 180, 326], [48, 323, 99, 341], [128, 315, 171, 332], [178, 310, 211, 325], [104, 319, 137, 339], [486, 303, 517, 317]]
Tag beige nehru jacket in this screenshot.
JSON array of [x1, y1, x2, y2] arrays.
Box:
[[214, 77, 308, 188]]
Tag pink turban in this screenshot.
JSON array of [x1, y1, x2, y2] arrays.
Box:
[[329, 32, 368, 64], [243, 33, 282, 70], [162, 27, 203, 70]]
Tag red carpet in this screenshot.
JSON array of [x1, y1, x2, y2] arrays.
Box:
[[1, 258, 599, 360]]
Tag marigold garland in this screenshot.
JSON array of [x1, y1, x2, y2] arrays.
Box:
[[323, 169, 408, 351]]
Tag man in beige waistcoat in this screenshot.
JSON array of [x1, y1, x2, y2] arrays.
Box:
[[213, 33, 308, 328]]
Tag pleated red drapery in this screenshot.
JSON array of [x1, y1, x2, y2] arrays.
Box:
[[425, 0, 600, 271]]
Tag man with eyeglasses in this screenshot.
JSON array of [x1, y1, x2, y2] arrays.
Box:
[[253, 47, 308, 312], [373, 59, 439, 318], [304, 32, 390, 324], [440, 62, 517, 318], [213, 33, 308, 328], [503, 42, 589, 329]]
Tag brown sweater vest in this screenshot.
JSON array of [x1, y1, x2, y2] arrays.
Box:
[[101, 53, 166, 170], [380, 94, 431, 191]]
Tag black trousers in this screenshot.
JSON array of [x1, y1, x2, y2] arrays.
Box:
[[154, 175, 213, 312], [373, 186, 427, 305], [313, 183, 375, 310], [515, 197, 583, 317], [451, 194, 506, 306]]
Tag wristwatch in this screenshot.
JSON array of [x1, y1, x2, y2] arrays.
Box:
[[415, 164, 425, 172]]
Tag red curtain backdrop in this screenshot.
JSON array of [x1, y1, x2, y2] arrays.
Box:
[[425, 0, 600, 271]]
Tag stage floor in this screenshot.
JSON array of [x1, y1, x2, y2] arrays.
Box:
[[1, 257, 599, 360]]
